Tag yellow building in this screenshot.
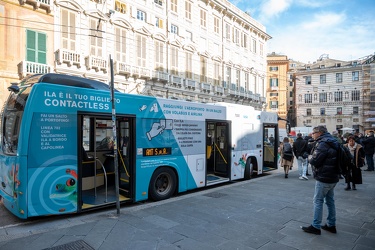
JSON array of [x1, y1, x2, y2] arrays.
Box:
[[0, 0, 53, 106], [266, 53, 290, 129]]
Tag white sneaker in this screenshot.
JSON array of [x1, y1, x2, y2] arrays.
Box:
[[302, 176, 308, 180], [299, 176, 304, 180]]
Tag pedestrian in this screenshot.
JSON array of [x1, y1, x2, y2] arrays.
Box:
[[332, 130, 343, 144], [280, 137, 294, 178], [293, 133, 309, 180], [362, 131, 375, 171], [343, 136, 364, 190], [301, 125, 339, 235]]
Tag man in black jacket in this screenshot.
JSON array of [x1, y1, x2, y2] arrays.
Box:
[[293, 133, 309, 180], [301, 126, 339, 235], [362, 131, 375, 171]]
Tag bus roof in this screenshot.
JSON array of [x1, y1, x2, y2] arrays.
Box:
[[23, 73, 115, 92]]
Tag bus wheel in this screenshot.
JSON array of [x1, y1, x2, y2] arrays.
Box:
[[149, 167, 177, 201], [244, 158, 254, 180]]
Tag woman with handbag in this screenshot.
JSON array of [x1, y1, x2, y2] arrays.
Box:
[[344, 135, 365, 190], [280, 137, 294, 178]]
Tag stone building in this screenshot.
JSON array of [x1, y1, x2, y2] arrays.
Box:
[[0, 0, 271, 110], [293, 54, 375, 133]]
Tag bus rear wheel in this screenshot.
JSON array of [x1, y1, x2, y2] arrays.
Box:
[[149, 167, 177, 201], [244, 158, 254, 180]]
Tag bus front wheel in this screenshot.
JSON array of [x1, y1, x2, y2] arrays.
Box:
[[149, 167, 177, 201]]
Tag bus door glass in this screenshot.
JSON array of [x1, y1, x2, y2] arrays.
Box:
[[263, 125, 278, 170], [206, 121, 230, 182], [79, 115, 132, 210]]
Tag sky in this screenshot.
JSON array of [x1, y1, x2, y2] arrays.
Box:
[[229, 0, 375, 63]]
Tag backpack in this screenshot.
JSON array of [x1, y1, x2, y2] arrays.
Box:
[[282, 142, 293, 161], [335, 143, 353, 176]]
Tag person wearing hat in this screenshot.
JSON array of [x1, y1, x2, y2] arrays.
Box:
[[293, 133, 309, 180]]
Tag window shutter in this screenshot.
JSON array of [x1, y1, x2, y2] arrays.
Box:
[[38, 33, 47, 64], [26, 30, 36, 62]]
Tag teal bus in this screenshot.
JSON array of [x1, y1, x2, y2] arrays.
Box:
[[0, 73, 278, 219]]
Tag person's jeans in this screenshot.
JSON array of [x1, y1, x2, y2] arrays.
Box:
[[312, 181, 337, 229], [297, 156, 308, 177], [365, 154, 374, 170]]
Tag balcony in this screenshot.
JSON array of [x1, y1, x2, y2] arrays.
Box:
[[227, 84, 238, 96], [17, 61, 51, 79], [133, 66, 151, 79], [115, 61, 132, 76], [55, 49, 81, 67], [152, 71, 169, 82], [247, 91, 254, 100], [20, 0, 52, 13], [222, 81, 228, 89], [270, 86, 279, 91], [170, 75, 183, 86], [185, 79, 196, 89], [85, 55, 107, 72], [201, 82, 211, 91], [215, 86, 224, 94]]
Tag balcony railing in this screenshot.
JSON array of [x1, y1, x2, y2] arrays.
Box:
[[115, 61, 132, 76], [201, 83, 211, 91], [215, 86, 224, 94], [85, 55, 107, 72], [20, 0, 52, 12], [56, 49, 81, 67], [152, 71, 169, 82], [133, 66, 151, 79], [170, 75, 183, 86], [17, 61, 51, 79], [185, 79, 196, 88]]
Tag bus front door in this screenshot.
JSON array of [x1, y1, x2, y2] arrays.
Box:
[[78, 115, 133, 210]]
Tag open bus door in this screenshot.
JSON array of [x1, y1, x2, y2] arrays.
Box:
[[206, 121, 230, 185], [263, 124, 278, 171], [78, 114, 133, 210]]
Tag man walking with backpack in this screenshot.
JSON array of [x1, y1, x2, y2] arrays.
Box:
[[301, 126, 340, 235], [293, 133, 309, 180]]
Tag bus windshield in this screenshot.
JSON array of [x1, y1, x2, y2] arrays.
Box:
[[1, 89, 30, 155]]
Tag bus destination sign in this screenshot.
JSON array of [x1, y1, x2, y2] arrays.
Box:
[[143, 147, 172, 157]]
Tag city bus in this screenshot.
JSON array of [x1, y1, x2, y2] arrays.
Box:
[[0, 73, 278, 219]]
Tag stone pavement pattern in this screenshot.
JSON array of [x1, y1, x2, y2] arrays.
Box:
[[0, 167, 375, 250]]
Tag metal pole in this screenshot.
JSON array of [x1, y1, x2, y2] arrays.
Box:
[[109, 55, 120, 214]]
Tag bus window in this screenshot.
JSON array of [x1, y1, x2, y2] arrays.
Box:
[[1, 92, 28, 155], [95, 119, 113, 151]]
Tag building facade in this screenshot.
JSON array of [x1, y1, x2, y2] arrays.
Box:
[[266, 53, 290, 129], [294, 54, 375, 133], [1, 0, 271, 109]]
